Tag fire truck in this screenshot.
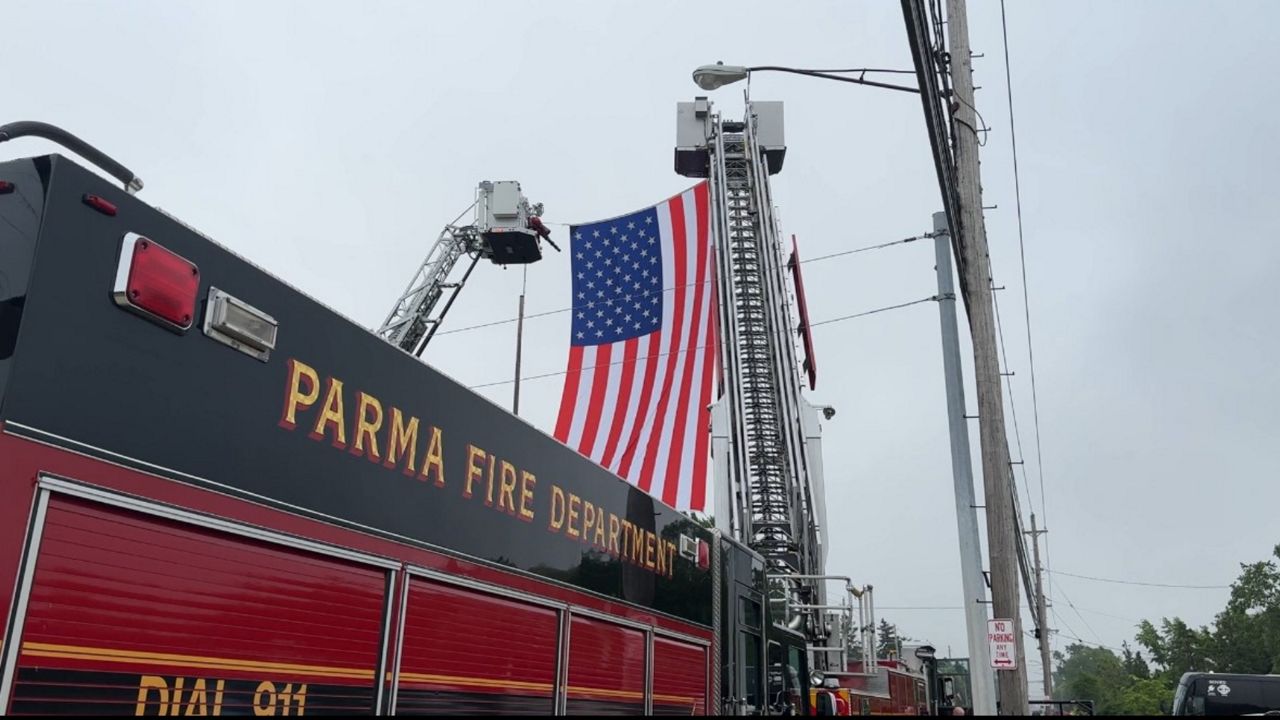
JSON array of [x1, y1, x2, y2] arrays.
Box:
[[0, 123, 812, 715]]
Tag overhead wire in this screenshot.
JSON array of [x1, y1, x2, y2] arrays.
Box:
[[465, 296, 938, 390], [999, 0, 1055, 667], [433, 231, 927, 339], [1050, 569, 1230, 591]]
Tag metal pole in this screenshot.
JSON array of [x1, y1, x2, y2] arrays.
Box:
[[945, 0, 1030, 711], [1030, 513, 1053, 699], [513, 266, 527, 415], [934, 212, 997, 716]]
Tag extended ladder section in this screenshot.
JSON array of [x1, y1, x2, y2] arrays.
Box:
[[678, 98, 833, 659], [377, 181, 552, 357]]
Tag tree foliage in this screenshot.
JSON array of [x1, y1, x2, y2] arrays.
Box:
[[1052, 544, 1280, 714]]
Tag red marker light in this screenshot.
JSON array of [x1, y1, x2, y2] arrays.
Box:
[[83, 193, 118, 216], [113, 234, 200, 332], [0, 181, 14, 195], [697, 539, 711, 570]]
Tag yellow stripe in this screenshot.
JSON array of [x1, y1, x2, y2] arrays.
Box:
[[566, 685, 645, 700], [21, 642, 373, 680], [397, 671, 554, 693], [20, 642, 704, 704]]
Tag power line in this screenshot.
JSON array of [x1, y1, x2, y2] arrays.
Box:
[[1050, 569, 1230, 590], [992, 284, 1035, 513], [998, 0, 1053, 653], [800, 233, 930, 264], [433, 231, 924, 338], [809, 296, 938, 328], [1054, 580, 1105, 648], [466, 295, 936, 389]]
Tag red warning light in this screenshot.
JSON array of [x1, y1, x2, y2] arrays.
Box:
[[113, 233, 200, 332]]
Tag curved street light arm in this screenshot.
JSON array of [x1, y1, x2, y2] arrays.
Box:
[[746, 66, 920, 94]]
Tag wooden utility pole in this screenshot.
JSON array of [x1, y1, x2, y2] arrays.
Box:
[[944, 0, 1030, 712], [1029, 513, 1053, 699]]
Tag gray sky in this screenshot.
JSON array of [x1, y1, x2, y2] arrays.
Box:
[[8, 0, 1279, 689]]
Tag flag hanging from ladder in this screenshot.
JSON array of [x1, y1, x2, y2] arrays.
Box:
[[554, 182, 716, 513]]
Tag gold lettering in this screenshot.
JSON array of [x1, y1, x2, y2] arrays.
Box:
[[656, 538, 667, 576], [484, 453, 497, 506], [645, 530, 656, 569], [518, 471, 536, 521], [136, 675, 169, 716], [581, 501, 596, 542], [498, 461, 518, 514], [351, 391, 384, 461], [383, 407, 420, 475], [419, 425, 445, 487], [309, 377, 347, 448], [608, 514, 621, 555], [549, 485, 566, 532], [171, 676, 186, 717], [278, 683, 293, 717], [464, 445, 485, 499], [278, 359, 320, 430], [566, 493, 581, 538], [185, 678, 208, 716], [253, 680, 277, 716], [594, 510, 607, 548], [630, 524, 645, 564], [213, 679, 225, 717]]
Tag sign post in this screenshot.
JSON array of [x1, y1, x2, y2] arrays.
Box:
[[988, 619, 1018, 670]]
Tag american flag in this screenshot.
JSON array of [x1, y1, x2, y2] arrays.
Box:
[[554, 182, 716, 512]]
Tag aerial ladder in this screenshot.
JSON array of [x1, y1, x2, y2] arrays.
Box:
[[376, 180, 557, 356], [676, 97, 853, 673]]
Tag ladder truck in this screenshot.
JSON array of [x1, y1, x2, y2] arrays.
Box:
[[376, 181, 556, 356], [675, 97, 871, 679]]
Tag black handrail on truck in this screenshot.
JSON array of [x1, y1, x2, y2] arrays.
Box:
[[0, 120, 143, 194]]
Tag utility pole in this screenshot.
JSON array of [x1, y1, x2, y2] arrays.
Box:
[[512, 266, 527, 415], [1029, 513, 1053, 699], [933, 212, 997, 716], [945, 0, 1030, 712]]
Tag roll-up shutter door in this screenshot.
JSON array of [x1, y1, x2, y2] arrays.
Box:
[[395, 577, 559, 715], [564, 615, 646, 715], [651, 636, 708, 715], [7, 495, 389, 715]]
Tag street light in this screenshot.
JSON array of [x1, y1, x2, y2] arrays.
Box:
[[692, 61, 920, 94]]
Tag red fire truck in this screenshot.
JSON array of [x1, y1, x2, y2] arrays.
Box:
[[0, 123, 810, 715]]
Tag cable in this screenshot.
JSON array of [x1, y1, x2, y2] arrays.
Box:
[[1055, 580, 1105, 647], [468, 343, 712, 390], [800, 233, 930, 264], [433, 231, 923, 338], [1050, 569, 1229, 590], [999, 1, 1053, 661], [465, 296, 935, 390], [808, 296, 938, 328], [992, 285, 1035, 514]]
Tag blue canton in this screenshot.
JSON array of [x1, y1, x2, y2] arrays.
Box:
[[568, 207, 664, 347]]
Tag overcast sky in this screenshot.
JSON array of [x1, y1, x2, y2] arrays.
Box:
[[8, 0, 1279, 692]]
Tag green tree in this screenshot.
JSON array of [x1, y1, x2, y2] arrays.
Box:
[[1053, 643, 1124, 711], [1120, 642, 1150, 679], [877, 619, 910, 659], [1210, 545, 1280, 674], [1110, 676, 1168, 715], [1135, 617, 1215, 685]]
